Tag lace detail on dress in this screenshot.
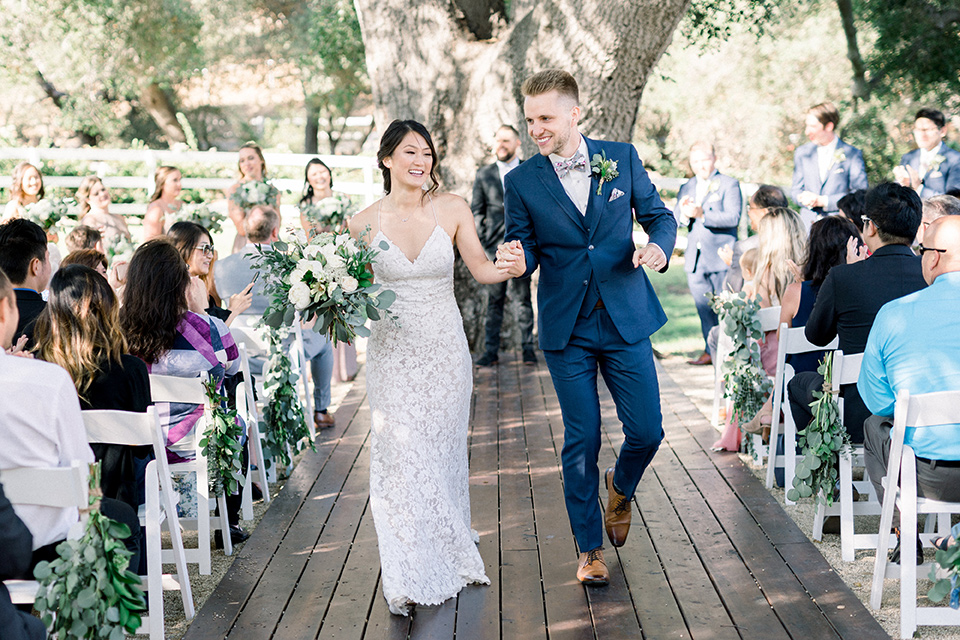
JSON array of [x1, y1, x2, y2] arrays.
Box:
[[366, 220, 489, 616]]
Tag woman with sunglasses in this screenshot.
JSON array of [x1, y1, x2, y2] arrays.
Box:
[[167, 221, 253, 326]]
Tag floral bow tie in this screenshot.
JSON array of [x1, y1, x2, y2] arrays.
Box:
[[554, 151, 587, 178]]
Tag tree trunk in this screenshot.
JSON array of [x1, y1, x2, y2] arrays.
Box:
[[139, 82, 187, 147], [835, 0, 870, 104], [305, 100, 320, 154], [35, 71, 98, 145], [354, 0, 691, 351]]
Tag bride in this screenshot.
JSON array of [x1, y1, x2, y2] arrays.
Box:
[[348, 119, 524, 615]]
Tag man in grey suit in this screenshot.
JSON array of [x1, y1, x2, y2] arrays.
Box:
[[472, 124, 536, 366], [674, 141, 741, 365], [791, 102, 869, 228], [217, 205, 336, 430]]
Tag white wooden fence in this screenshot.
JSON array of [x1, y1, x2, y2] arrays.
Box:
[[0, 147, 382, 216]]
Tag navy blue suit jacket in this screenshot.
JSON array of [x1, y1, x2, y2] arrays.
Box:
[[899, 144, 960, 198], [673, 171, 740, 274], [791, 138, 868, 219], [504, 137, 677, 351]]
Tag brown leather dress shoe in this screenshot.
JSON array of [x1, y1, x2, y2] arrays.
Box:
[[577, 547, 609, 586], [605, 467, 632, 547], [686, 351, 712, 366], [314, 411, 335, 429]]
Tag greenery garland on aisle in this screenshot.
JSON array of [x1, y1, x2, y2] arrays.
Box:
[[260, 324, 314, 470], [929, 523, 960, 607], [786, 352, 851, 504], [710, 291, 772, 453], [200, 376, 245, 497], [33, 463, 145, 639]]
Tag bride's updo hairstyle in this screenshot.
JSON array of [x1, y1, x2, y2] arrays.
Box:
[[377, 119, 441, 200]]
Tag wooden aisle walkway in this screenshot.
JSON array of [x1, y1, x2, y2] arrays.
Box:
[[182, 354, 889, 640]]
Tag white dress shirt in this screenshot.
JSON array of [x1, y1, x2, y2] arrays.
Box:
[[816, 136, 839, 184], [496, 155, 520, 189], [0, 350, 95, 549], [549, 136, 591, 215]]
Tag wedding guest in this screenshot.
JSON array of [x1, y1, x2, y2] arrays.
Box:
[[472, 124, 535, 367], [167, 221, 252, 326], [916, 194, 960, 244], [894, 108, 960, 198], [119, 239, 248, 545], [0, 482, 46, 640], [838, 189, 867, 233], [60, 248, 108, 276], [675, 141, 741, 366], [226, 143, 279, 254], [722, 185, 788, 293], [76, 176, 132, 254], [790, 183, 927, 444], [64, 224, 103, 254], [791, 102, 869, 228], [297, 158, 359, 380], [860, 216, 960, 504], [33, 264, 152, 513], [0, 267, 140, 574], [0, 219, 51, 349], [143, 166, 183, 241], [2, 162, 44, 222]]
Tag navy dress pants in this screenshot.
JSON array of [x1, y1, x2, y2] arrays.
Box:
[[542, 307, 663, 553]]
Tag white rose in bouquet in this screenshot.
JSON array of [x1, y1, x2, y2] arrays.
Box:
[[288, 281, 312, 309], [340, 275, 359, 294]]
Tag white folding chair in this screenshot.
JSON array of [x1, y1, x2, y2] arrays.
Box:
[[810, 352, 882, 560], [234, 342, 271, 520], [149, 374, 232, 570], [870, 389, 960, 639], [2, 462, 89, 606], [293, 314, 316, 441], [83, 407, 195, 638], [231, 324, 280, 488], [764, 323, 838, 502]]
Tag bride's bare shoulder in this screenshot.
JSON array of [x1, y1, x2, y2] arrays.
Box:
[[348, 200, 380, 239]]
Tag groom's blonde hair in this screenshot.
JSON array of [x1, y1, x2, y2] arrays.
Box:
[[521, 70, 579, 105]]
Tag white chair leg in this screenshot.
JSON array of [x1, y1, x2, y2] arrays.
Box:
[[241, 462, 254, 522], [812, 501, 826, 541], [871, 482, 898, 609], [248, 418, 271, 505], [900, 453, 919, 640], [196, 469, 212, 575], [144, 462, 165, 640], [217, 493, 233, 556], [765, 413, 782, 490], [784, 413, 798, 505], [840, 451, 855, 561]]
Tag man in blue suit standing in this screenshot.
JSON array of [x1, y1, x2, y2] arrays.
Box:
[[894, 108, 960, 198], [501, 69, 677, 586], [791, 102, 869, 228], [675, 141, 741, 366]]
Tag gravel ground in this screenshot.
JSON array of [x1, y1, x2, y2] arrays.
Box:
[[659, 352, 960, 640]]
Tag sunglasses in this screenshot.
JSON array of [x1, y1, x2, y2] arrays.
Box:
[[194, 244, 214, 257], [918, 244, 947, 256]]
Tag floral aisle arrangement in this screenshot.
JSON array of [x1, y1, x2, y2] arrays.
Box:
[[200, 376, 245, 497], [929, 522, 960, 607], [230, 179, 280, 210], [299, 194, 355, 232], [786, 353, 851, 504], [260, 325, 313, 469], [169, 201, 226, 235], [254, 228, 396, 345], [710, 291, 772, 452], [33, 463, 145, 639], [24, 197, 78, 232]]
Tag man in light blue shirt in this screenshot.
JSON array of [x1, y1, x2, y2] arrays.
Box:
[[860, 215, 960, 502]]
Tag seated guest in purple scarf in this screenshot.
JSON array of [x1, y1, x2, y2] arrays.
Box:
[[120, 240, 246, 542]]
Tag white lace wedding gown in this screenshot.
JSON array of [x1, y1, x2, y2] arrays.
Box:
[[366, 203, 489, 616]]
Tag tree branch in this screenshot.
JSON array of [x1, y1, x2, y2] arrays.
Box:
[[835, 0, 870, 100]]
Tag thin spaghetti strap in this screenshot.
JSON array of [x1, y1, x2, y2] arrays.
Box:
[[376, 197, 383, 234], [428, 194, 440, 226]]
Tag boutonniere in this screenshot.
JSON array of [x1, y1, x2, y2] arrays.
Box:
[[590, 151, 619, 196], [707, 179, 720, 193], [930, 154, 946, 171], [833, 150, 847, 165]]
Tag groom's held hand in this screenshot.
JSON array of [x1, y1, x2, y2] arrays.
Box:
[[633, 243, 667, 272], [495, 240, 526, 277]]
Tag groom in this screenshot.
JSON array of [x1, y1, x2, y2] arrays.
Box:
[[500, 70, 677, 586]]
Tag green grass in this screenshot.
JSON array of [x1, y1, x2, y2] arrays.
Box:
[[649, 256, 704, 357]]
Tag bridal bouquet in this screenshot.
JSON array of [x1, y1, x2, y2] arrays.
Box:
[[25, 197, 78, 231], [299, 194, 355, 231], [169, 202, 226, 234], [254, 228, 396, 344], [231, 180, 280, 210]]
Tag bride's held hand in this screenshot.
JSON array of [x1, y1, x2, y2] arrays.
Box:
[[495, 240, 525, 277]]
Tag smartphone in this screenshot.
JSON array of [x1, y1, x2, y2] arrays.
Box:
[[251, 271, 260, 284]]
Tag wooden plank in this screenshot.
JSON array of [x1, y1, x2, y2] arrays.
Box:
[[455, 365, 501, 640], [182, 378, 367, 639], [409, 598, 458, 639], [274, 409, 373, 639], [228, 405, 371, 638], [497, 358, 548, 639], [777, 542, 890, 639], [518, 362, 594, 640], [362, 576, 413, 640]]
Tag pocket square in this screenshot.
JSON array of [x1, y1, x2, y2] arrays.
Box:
[[608, 188, 625, 202]]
